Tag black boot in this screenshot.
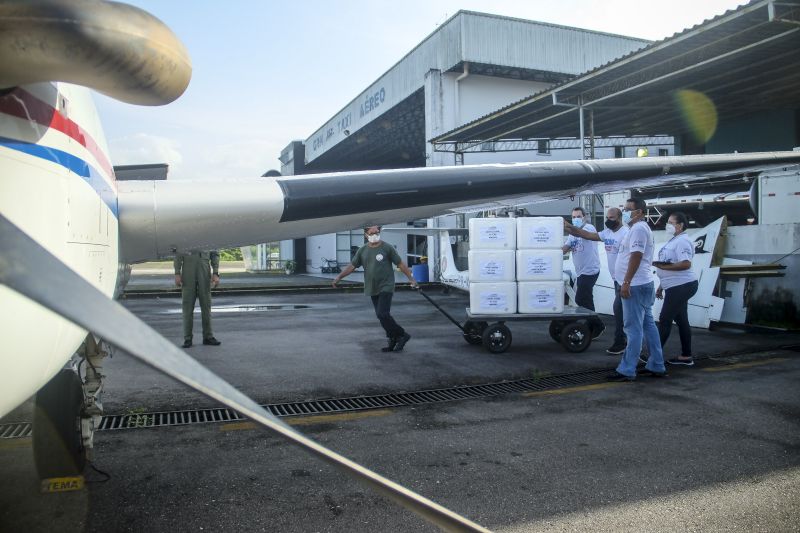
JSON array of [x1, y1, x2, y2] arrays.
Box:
[[381, 337, 398, 352], [393, 333, 411, 352]]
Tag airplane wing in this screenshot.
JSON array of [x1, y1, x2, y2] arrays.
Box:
[[118, 152, 800, 262]]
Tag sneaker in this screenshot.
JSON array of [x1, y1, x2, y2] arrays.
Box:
[[381, 337, 398, 352], [639, 368, 668, 378], [667, 357, 694, 366], [606, 371, 635, 382], [203, 337, 221, 346], [182, 339, 192, 348], [606, 342, 626, 355], [393, 333, 411, 352]]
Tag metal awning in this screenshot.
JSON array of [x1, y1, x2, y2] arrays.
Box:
[[431, 0, 800, 151]]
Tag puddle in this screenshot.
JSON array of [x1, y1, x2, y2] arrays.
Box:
[[160, 304, 314, 314]]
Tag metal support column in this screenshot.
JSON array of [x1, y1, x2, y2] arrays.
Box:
[[585, 109, 595, 160]]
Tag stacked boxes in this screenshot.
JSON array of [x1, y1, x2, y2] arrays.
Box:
[[516, 217, 564, 313], [468, 216, 565, 315], [468, 218, 517, 314]]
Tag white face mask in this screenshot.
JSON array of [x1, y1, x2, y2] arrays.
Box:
[[572, 217, 584, 228], [665, 223, 676, 236], [367, 233, 381, 244]]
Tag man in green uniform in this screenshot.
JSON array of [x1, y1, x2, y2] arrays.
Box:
[[174, 250, 222, 348], [332, 226, 418, 352]]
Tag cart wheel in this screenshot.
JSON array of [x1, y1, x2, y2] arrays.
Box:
[[482, 323, 512, 354], [548, 321, 564, 343], [560, 321, 591, 353], [463, 321, 487, 345]]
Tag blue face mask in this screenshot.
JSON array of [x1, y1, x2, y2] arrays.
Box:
[[622, 210, 632, 225], [572, 217, 584, 228]]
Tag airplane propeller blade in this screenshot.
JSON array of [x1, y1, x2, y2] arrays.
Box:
[[0, 214, 490, 533]]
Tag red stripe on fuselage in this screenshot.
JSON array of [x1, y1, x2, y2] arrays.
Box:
[[0, 87, 115, 181]]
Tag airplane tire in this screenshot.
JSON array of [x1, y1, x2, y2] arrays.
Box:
[[33, 369, 86, 479]]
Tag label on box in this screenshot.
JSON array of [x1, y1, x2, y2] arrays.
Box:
[[479, 225, 506, 243], [525, 256, 552, 276], [531, 226, 553, 245], [479, 260, 505, 277], [480, 292, 507, 309], [529, 288, 556, 308]]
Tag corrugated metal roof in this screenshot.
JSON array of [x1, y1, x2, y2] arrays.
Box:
[[303, 10, 649, 168], [432, 0, 800, 147]]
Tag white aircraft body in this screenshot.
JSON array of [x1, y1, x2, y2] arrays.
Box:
[[2, 1, 800, 529]]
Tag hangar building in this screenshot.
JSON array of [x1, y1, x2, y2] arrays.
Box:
[[261, 11, 669, 273], [260, 1, 800, 328]]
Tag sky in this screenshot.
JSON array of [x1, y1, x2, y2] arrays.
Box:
[[95, 0, 749, 180]]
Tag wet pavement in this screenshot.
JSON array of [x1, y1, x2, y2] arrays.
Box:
[[1, 278, 799, 532]]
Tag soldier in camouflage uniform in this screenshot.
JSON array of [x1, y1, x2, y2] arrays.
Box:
[[174, 250, 221, 348]]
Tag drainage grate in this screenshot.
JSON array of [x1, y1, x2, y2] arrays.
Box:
[[95, 367, 614, 432], [4, 348, 795, 438], [0, 422, 32, 439]]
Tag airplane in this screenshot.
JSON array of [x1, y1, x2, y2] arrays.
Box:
[[2, 1, 800, 530]]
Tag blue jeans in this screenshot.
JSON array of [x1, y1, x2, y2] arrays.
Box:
[[613, 282, 625, 345], [617, 281, 665, 377]]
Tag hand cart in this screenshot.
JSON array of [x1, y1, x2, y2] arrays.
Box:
[[417, 288, 603, 354]]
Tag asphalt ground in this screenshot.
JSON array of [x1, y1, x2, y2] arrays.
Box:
[[1, 287, 799, 531]]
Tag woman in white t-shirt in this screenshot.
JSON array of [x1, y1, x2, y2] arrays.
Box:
[[654, 212, 698, 366]]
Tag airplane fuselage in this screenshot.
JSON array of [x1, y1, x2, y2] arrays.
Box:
[[0, 82, 118, 417]]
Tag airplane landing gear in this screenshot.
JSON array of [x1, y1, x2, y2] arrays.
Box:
[[33, 369, 86, 478], [32, 336, 109, 480]]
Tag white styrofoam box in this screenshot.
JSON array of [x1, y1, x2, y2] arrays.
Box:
[[516, 217, 564, 249], [468, 250, 516, 282], [468, 217, 516, 249], [516, 249, 564, 281], [518, 281, 565, 314], [469, 282, 517, 314]]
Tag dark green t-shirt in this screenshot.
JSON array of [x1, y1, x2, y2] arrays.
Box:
[[351, 242, 402, 295]]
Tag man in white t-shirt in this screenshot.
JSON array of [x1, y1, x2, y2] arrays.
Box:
[[565, 207, 628, 354], [562, 207, 601, 314], [607, 198, 666, 381]]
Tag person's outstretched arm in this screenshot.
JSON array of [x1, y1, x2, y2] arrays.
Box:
[[397, 261, 418, 288], [332, 264, 356, 287]]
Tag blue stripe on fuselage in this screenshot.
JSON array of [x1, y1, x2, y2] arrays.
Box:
[[0, 137, 118, 218]]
